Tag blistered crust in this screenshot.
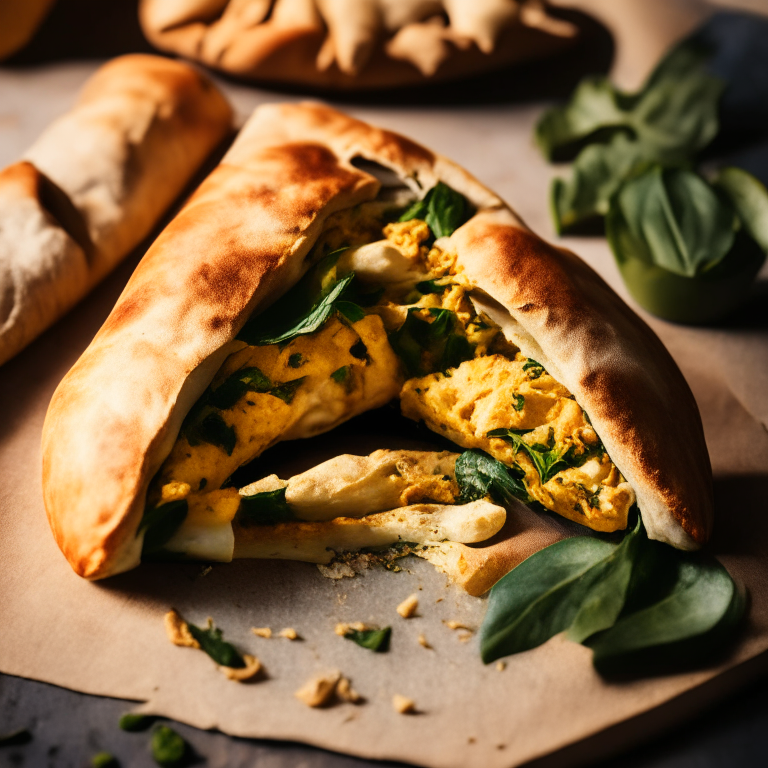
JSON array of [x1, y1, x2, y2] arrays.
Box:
[[43, 103, 711, 580]]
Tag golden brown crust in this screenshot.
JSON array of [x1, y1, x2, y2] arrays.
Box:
[[0, 55, 233, 367], [42, 102, 711, 579], [138, 0, 578, 90]]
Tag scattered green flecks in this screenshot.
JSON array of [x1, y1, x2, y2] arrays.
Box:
[[151, 726, 187, 768], [91, 752, 119, 768], [119, 713, 153, 732], [513, 394, 525, 411], [187, 620, 246, 669], [343, 626, 391, 652], [288, 353, 304, 368]]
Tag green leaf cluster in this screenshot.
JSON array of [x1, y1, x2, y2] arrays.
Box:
[[91, 753, 119, 768], [140, 500, 188, 557], [209, 366, 305, 410], [187, 621, 246, 668], [343, 626, 391, 652], [119, 714, 153, 732], [238, 487, 295, 526], [389, 308, 474, 377], [455, 449, 530, 505], [480, 518, 745, 676], [398, 182, 473, 238], [151, 725, 187, 767], [538, 40, 724, 233]]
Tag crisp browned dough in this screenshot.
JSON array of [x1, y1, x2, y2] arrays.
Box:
[[0, 54, 233, 366], [42, 102, 712, 580]]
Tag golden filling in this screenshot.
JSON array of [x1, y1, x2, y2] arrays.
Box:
[[151, 203, 634, 537]]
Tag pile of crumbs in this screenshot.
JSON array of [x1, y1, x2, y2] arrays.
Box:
[[317, 543, 427, 580]]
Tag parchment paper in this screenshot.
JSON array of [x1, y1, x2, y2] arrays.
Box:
[[1, 63, 767, 768]]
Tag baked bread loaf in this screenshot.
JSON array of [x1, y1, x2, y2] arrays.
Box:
[[0, 54, 233, 367], [42, 103, 712, 581], [139, 0, 578, 89]]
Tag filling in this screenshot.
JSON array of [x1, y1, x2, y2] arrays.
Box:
[[142, 178, 635, 583]]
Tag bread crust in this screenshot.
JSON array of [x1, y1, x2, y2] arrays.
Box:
[[0, 54, 233, 366], [42, 102, 712, 579]]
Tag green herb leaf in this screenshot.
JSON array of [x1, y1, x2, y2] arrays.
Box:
[[349, 339, 368, 360], [335, 300, 366, 323], [268, 377, 305, 404], [0, 729, 32, 746], [455, 449, 530, 505], [238, 487, 294, 526], [416, 279, 450, 294], [607, 166, 736, 277], [209, 366, 272, 410], [399, 182, 473, 238], [151, 725, 187, 768], [488, 427, 575, 484], [713, 166, 768, 252], [187, 621, 245, 668], [586, 549, 745, 676], [91, 752, 119, 768], [522, 358, 545, 379], [194, 413, 236, 455], [140, 500, 188, 556], [288, 353, 304, 368], [119, 714, 153, 732], [343, 627, 391, 652], [480, 518, 643, 663], [513, 394, 525, 411]]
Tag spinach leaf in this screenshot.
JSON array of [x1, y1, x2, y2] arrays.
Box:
[[522, 358, 545, 379], [91, 753, 118, 768], [713, 166, 768, 252], [331, 366, 351, 391], [187, 621, 245, 668], [119, 713, 153, 732], [237, 271, 355, 346], [389, 308, 474, 377], [455, 449, 530, 505], [238, 487, 294, 526], [513, 394, 525, 411], [268, 377, 305, 404], [151, 725, 187, 768], [586, 550, 745, 676], [193, 413, 236, 456], [480, 518, 643, 663], [140, 500, 188, 556], [0, 729, 32, 746], [487, 427, 569, 484], [399, 182, 473, 238], [335, 300, 366, 323], [349, 339, 368, 360], [343, 627, 391, 652], [209, 367, 272, 410], [607, 166, 736, 277], [536, 39, 722, 162], [288, 353, 304, 368], [416, 279, 450, 294]]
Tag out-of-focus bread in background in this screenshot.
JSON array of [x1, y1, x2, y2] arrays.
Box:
[[0, 54, 233, 366], [0, 0, 57, 60], [138, 0, 580, 89]]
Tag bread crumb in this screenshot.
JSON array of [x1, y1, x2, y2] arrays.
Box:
[[392, 694, 416, 714], [221, 654, 261, 682], [335, 622, 368, 636], [468, 737, 476, 744], [397, 594, 419, 619], [200, 565, 212, 577], [251, 627, 272, 638], [443, 620, 473, 631], [318, 562, 356, 580], [417, 633, 432, 650], [496, 661, 506, 671], [458, 632, 472, 643], [164, 609, 199, 649], [279, 628, 299, 640], [435, 598, 443, 603], [336, 676, 362, 703], [295, 672, 341, 707]]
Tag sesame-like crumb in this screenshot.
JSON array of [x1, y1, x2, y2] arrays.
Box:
[[435, 598, 443, 603], [279, 628, 299, 640], [335, 622, 368, 636], [496, 661, 506, 671], [417, 633, 432, 650], [164, 609, 199, 649], [397, 594, 419, 619], [443, 620, 473, 631], [392, 694, 416, 714], [336, 676, 362, 703], [221, 654, 261, 682], [295, 672, 341, 707], [251, 627, 272, 638], [458, 632, 472, 643]]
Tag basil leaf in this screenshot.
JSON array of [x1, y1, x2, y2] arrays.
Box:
[[269, 377, 305, 404], [209, 366, 272, 410], [389, 308, 474, 377], [416, 279, 450, 294], [713, 166, 768, 252], [331, 365, 350, 384], [151, 725, 187, 768], [398, 182, 473, 238], [488, 427, 564, 484], [193, 413, 236, 455], [335, 300, 366, 323], [91, 752, 118, 768], [238, 273, 355, 346], [288, 353, 304, 368], [522, 358, 545, 379], [187, 621, 245, 668], [0, 729, 32, 746], [586, 551, 745, 676], [140, 500, 188, 556], [119, 714, 153, 732], [455, 449, 530, 505], [513, 394, 525, 411], [343, 627, 391, 652], [238, 487, 294, 526], [608, 166, 736, 277]]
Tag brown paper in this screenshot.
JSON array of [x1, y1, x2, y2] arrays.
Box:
[[1, 62, 768, 768]]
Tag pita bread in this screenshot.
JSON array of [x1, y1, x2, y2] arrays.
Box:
[[0, 54, 233, 366], [42, 102, 712, 581], [139, 0, 578, 89]]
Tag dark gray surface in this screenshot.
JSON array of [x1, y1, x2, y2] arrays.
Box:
[[1, 670, 768, 768]]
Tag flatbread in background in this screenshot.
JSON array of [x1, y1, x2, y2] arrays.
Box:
[[139, 0, 579, 89]]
